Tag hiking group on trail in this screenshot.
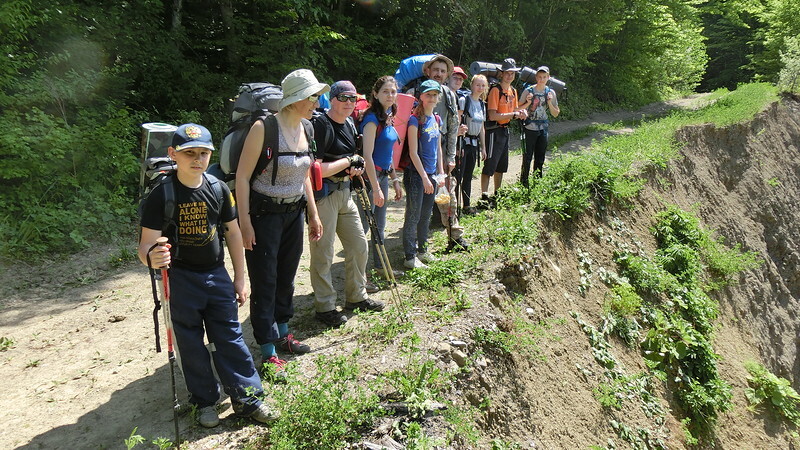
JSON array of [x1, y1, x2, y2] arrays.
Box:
[[138, 53, 561, 431]]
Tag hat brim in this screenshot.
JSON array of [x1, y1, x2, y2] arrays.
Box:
[[279, 83, 331, 110], [501, 68, 521, 72], [423, 55, 454, 76], [175, 142, 215, 151]]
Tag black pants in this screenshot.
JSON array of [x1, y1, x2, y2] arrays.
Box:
[[522, 127, 548, 187], [246, 208, 304, 344], [455, 143, 478, 208]]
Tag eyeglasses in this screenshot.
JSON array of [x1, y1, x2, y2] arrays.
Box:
[[335, 94, 358, 103], [307, 94, 321, 103]]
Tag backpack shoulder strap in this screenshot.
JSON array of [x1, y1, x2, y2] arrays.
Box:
[[202, 172, 226, 240], [302, 116, 317, 158], [251, 113, 279, 185], [160, 175, 176, 235]]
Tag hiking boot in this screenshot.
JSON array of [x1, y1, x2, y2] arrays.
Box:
[[247, 402, 280, 423], [417, 252, 438, 264], [344, 297, 385, 312], [365, 281, 380, 294], [198, 405, 220, 428], [404, 257, 427, 269], [447, 237, 470, 253], [276, 334, 311, 354], [316, 309, 348, 328], [463, 206, 477, 216]]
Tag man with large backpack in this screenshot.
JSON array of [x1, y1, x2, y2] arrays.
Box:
[[407, 54, 470, 252], [481, 58, 530, 202], [310, 81, 385, 327]]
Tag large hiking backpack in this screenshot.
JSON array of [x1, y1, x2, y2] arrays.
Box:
[[397, 112, 442, 171], [395, 54, 436, 91], [216, 82, 316, 187], [217, 83, 283, 182]]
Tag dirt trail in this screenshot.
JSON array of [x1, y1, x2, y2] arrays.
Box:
[[0, 93, 723, 449]]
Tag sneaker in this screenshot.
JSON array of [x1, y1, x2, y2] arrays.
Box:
[[198, 405, 220, 428], [365, 281, 380, 294], [247, 402, 280, 423], [447, 237, 470, 253], [276, 334, 311, 354], [404, 257, 427, 269], [344, 297, 385, 312], [417, 252, 438, 264], [463, 206, 477, 216], [315, 309, 348, 328]]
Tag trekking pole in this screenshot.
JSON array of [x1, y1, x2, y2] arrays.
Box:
[[146, 237, 181, 449], [353, 175, 407, 319]]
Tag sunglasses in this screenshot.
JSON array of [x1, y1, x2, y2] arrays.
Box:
[[335, 94, 358, 103], [307, 94, 321, 102]]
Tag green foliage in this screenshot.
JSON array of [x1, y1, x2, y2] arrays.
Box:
[[778, 36, 800, 92], [405, 259, 465, 291], [616, 206, 754, 439], [382, 359, 449, 419], [745, 361, 800, 426], [0, 337, 14, 352], [266, 355, 381, 450], [442, 406, 481, 447], [124, 427, 145, 450], [473, 315, 560, 360], [605, 283, 642, 317]]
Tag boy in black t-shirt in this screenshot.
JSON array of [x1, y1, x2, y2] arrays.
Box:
[[138, 123, 277, 428]]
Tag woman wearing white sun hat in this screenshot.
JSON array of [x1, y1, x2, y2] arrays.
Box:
[[236, 69, 328, 373]]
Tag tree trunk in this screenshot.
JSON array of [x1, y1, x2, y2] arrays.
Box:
[[171, 0, 183, 32], [219, 0, 239, 72]]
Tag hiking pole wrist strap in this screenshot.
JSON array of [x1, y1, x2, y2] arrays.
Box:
[[146, 243, 163, 353], [146, 238, 170, 353]]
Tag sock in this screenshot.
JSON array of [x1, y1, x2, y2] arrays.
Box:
[[277, 323, 289, 338], [260, 343, 276, 359]]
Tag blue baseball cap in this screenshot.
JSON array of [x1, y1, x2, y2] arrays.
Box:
[[420, 79, 441, 94], [172, 123, 215, 151]]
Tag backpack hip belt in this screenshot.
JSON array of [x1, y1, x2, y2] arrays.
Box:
[[250, 190, 306, 216], [323, 177, 351, 192]]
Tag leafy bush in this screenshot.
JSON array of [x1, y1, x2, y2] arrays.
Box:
[[267, 355, 381, 450], [382, 359, 449, 419], [745, 361, 800, 426]]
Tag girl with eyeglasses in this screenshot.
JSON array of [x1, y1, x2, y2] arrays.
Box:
[[236, 69, 326, 373]]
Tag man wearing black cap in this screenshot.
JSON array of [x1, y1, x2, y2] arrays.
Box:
[[481, 58, 530, 202], [311, 81, 385, 328]]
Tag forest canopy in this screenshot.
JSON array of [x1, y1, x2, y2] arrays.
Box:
[[1, 0, 798, 257]]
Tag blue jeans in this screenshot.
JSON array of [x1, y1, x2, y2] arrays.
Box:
[[402, 170, 436, 260], [169, 265, 263, 413]]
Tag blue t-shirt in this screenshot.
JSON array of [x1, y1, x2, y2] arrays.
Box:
[[408, 114, 440, 174], [360, 112, 399, 171]]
